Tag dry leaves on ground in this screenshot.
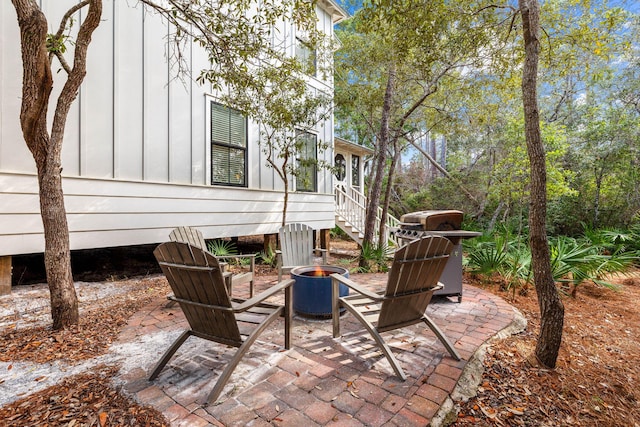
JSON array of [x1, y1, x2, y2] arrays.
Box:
[[0, 276, 171, 426], [0, 365, 167, 427], [0, 276, 169, 364], [454, 272, 640, 427]]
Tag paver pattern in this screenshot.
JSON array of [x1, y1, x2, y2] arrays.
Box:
[[116, 274, 518, 426]]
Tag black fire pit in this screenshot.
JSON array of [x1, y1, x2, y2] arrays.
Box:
[[291, 265, 349, 318]]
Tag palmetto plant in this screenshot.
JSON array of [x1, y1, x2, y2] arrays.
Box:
[[257, 247, 278, 268], [499, 241, 532, 295], [358, 242, 391, 273], [464, 242, 508, 276], [464, 228, 639, 298], [207, 239, 238, 257]]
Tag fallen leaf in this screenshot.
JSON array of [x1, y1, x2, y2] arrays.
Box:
[[506, 406, 525, 416]]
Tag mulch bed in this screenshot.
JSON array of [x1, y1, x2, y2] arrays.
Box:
[[453, 272, 640, 426]]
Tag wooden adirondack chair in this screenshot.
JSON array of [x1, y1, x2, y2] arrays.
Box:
[[276, 223, 327, 281], [151, 241, 293, 403], [330, 235, 461, 380], [169, 226, 256, 297]]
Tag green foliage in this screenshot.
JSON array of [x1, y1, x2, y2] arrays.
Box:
[[330, 226, 348, 239], [206, 239, 238, 257], [257, 247, 277, 268], [464, 227, 640, 297], [46, 34, 67, 54], [464, 241, 509, 277], [357, 242, 392, 273]]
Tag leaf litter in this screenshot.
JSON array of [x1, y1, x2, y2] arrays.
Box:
[[453, 271, 640, 426]]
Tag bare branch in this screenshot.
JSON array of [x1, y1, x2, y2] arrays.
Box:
[[51, 0, 102, 147], [49, 0, 91, 65], [52, 50, 72, 74]]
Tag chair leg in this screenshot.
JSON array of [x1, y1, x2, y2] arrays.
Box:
[[365, 326, 407, 380], [206, 309, 284, 403], [284, 285, 292, 349], [421, 315, 461, 361], [149, 330, 192, 380], [339, 301, 407, 380], [331, 278, 341, 338]]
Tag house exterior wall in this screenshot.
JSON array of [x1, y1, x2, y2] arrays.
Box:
[[0, 1, 344, 257]]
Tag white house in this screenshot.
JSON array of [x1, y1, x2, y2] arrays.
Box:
[[0, 0, 348, 289]]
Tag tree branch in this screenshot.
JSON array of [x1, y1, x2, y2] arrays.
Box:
[[50, 0, 102, 148], [49, 0, 91, 66]]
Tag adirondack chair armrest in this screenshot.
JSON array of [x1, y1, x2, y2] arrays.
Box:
[[168, 295, 231, 311], [314, 248, 328, 264], [275, 250, 283, 275], [330, 273, 383, 301], [233, 278, 295, 312]]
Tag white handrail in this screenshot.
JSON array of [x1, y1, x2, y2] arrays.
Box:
[[335, 185, 400, 247]]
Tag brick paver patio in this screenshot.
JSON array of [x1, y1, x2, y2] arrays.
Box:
[[115, 274, 521, 426]]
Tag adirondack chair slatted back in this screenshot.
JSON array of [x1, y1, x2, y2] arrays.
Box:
[[279, 223, 315, 267], [377, 236, 453, 330], [169, 226, 208, 250], [154, 242, 242, 346]]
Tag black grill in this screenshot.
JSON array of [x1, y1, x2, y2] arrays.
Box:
[[392, 210, 479, 302], [394, 210, 464, 244]]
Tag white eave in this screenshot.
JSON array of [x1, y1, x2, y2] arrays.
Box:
[[318, 0, 349, 23], [335, 137, 374, 156]]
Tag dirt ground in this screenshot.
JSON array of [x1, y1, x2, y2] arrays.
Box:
[[1, 238, 639, 426]]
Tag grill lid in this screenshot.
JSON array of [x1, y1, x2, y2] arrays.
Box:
[[399, 210, 463, 231]]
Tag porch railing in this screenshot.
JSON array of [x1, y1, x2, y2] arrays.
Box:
[[334, 185, 400, 247]]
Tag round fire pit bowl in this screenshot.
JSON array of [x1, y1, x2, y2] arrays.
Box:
[[290, 265, 349, 319]]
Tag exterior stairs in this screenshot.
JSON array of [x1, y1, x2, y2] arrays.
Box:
[[334, 186, 400, 248]]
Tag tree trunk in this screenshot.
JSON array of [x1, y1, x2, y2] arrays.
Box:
[[282, 177, 289, 226], [363, 63, 395, 250], [519, 0, 564, 369], [440, 135, 447, 172], [593, 157, 608, 227], [429, 133, 437, 180], [12, 0, 102, 329], [378, 138, 401, 246], [38, 161, 78, 329]]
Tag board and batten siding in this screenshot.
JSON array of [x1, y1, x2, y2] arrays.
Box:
[[0, 1, 344, 257]]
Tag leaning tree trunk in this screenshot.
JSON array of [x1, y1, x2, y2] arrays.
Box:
[[12, 0, 102, 329], [378, 137, 401, 246], [519, 0, 564, 368], [363, 64, 395, 252]]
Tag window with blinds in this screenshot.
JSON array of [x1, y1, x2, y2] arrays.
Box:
[[211, 102, 247, 186], [296, 131, 317, 192]]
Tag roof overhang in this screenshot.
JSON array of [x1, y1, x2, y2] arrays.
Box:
[[318, 0, 349, 24], [335, 137, 374, 156]]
